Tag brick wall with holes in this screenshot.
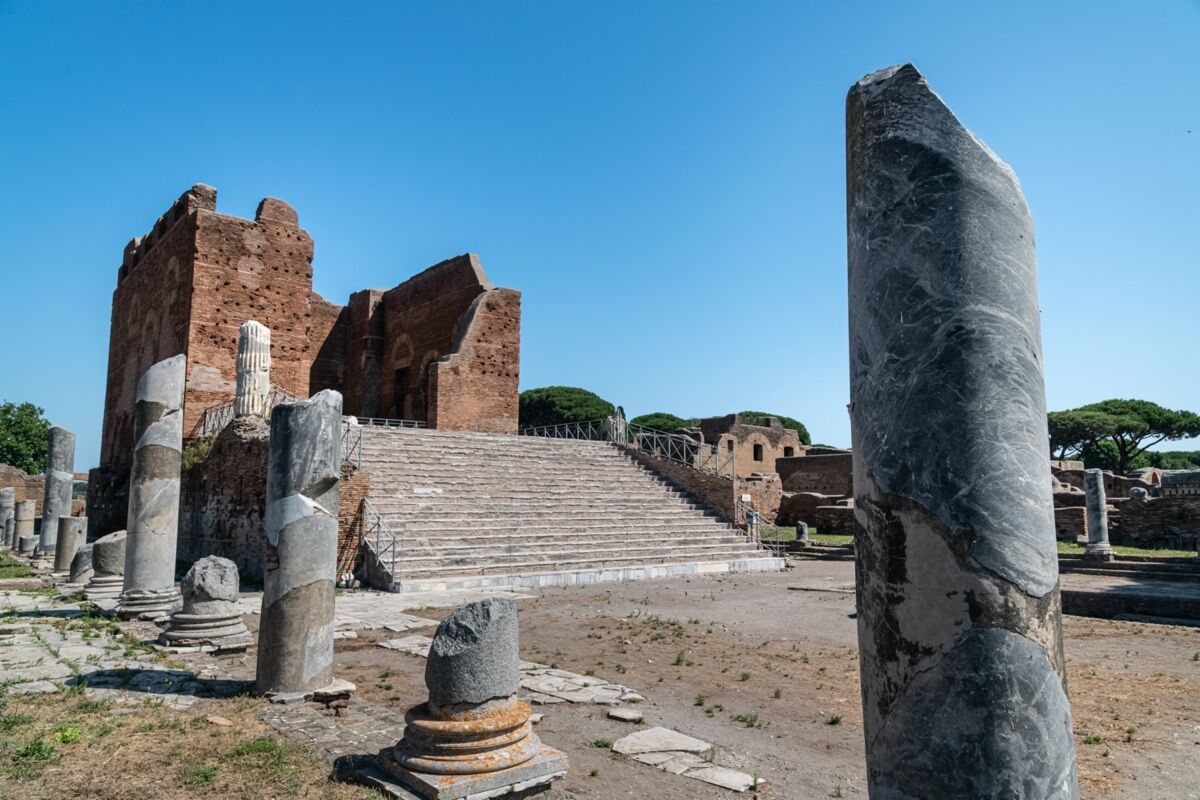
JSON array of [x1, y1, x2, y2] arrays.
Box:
[[337, 464, 372, 579]]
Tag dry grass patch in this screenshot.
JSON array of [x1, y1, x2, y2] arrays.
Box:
[[0, 690, 375, 799]]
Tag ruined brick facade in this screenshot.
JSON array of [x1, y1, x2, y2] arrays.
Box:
[[696, 415, 806, 479], [89, 184, 521, 536]]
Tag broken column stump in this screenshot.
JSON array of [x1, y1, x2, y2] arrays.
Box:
[[846, 64, 1078, 798], [85, 530, 127, 602], [256, 390, 348, 702], [374, 597, 568, 799], [14, 500, 36, 554], [235, 320, 272, 418], [0, 487, 15, 548], [160, 555, 252, 651], [52, 516, 86, 576]]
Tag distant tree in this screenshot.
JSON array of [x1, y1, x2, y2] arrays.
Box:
[[629, 412, 696, 433], [518, 386, 614, 428], [1145, 450, 1200, 470], [0, 401, 52, 475], [738, 410, 812, 446], [1048, 399, 1200, 473]]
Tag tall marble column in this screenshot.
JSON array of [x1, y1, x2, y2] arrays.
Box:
[[39, 426, 76, 553], [14, 500, 36, 554], [235, 320, 272, 418], [118, 354, 186, 620], [1083, 469, 1115, 563], [255, 389, 342, 700], [0, 488, 15, 548], [53, 517, 87, 575], [846, 64, 1078, 799]]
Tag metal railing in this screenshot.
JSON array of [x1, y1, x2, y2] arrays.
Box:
[[360, 498, 400, 579], [518, 417, 735, 479], [341, 419, 363, 469], [191, 385, 304, 438], [355, 417, 428, 429], [518, 419, 610, 441]]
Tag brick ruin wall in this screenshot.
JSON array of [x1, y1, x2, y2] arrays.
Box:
[[623, 448, 782, 525], [428, 288, 521, 433], [697, 416, 804, 479], [776, 453, 854, 496]]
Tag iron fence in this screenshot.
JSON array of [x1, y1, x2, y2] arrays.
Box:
[[518, 419, 610, 441], [191, 385, 304, 439], [355, 417, 428, 429]]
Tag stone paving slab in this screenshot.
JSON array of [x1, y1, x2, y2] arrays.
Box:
[[612, 727, 760, 793]]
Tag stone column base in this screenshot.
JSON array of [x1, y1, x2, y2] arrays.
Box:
[[1083, 545, 1116, 564], [84, 572, 125, 601], [376, 742, 567, 800], [159, 611, 253, 651], [117, 587, 182, 621]]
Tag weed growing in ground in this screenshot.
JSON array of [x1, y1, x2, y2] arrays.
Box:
[[694, 694, 705, 706], [590, 738, 611, 748], [735, 712, 760, 728], [739, 671, 751, 682], [772, 688, 782, 699], [827, 714, 842, 726], [180, 762, 218, 787], [1083, 735, 1104, 745]]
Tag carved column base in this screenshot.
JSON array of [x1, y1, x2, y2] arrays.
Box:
[[1083, 544, 1116, 564], [117, 587, 182, 620], [159, 611, 252, 650], [84, 572, 124, 601]]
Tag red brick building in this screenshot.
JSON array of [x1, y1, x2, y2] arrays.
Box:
[[88, 184, 520, 535]]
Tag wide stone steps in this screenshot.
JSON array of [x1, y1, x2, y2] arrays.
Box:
[[354, 426, 782, 589]]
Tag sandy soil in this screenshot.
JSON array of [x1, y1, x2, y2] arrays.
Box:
[[332, 560, 1200, 800]]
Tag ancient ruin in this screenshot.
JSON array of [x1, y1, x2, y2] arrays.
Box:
[[14, 499, 36, 553], [255, 390, 343, 701], [51, 516, 86, 576], [88, 185, 521, 535], [84, 530, 126, 601], [67, 544, 93, 588], [374, 597, 567, 798], [234, 320, 272, 418], [846, 64, 1078, 797], [160, 555, 252, 651], [38, 426, 75, 553], [118, 354, 186, 620], [1084, 468, 1116, 562], [0, 487, 14, 547]]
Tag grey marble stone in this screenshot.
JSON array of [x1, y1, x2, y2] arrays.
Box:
[[38, 426, 75, 553], [3, 518, 12, 549], [53, 517, 86, 574], [235, 320, 271, 418], [1084, 469, 1114, 562], [86, 530, 127, 601], [846, 64, 1078, 799], [256, 390, 342, 698], [69, 544, 94, 585], [426, 597, 520, 709], [119, 354, 186, 620], [13, 500, 35, 552], [0, 487, 15, 547], [1128, 486, 1149, 502], [161, 556, 251, 650]]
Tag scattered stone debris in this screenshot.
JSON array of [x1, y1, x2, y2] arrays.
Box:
[[612, 726, 761, 793]]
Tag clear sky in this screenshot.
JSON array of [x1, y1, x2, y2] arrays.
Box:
[[1, 1, 1197, 470]]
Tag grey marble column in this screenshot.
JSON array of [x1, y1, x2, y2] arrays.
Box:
[[38, 426, 76, 553], [14, 500, 36, 553], [846, 64, 1078, 799], [53, 517, 87, 574], [0, 488, 15, 548], [255, 389, 342, 700], [1083, 469, 1115, 562], [118, 354, 186, 620], [235, 320, 272, 418]]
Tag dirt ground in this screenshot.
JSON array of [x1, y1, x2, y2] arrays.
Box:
[[331, 561, 1200, 800]]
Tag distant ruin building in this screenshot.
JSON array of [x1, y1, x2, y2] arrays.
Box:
[[694, 414, 806, 478], [88, 184, 521, 535]]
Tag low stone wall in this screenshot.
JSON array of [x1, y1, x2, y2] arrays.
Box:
[[775, 453, 853, 496], [1055, 469, 1153, 498], [1054, 506, 1087, 541], [1113, 496, 1200, 551], [813, 504, 856, 536], [777, 492, 842, 526], [622, 448, 781, 524]]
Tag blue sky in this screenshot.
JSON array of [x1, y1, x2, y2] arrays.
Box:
[[1, 1, 1197, 469]]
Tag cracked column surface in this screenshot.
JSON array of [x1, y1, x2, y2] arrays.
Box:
[[846, 64, 1078, 799], [235, 320, 271, 418], [255, 389, 342, 698], [39, 426, 75, 553], [0, 488, 15, 547], [53, 516, 87, 574], [118, 354, 186, 619]]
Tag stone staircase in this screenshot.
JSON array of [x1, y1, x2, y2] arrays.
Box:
[[355, 426, 784, 593]]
